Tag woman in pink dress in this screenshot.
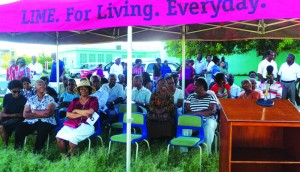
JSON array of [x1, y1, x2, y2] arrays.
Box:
[[16, 57, 31, 80], [6, 58, 18, 81]]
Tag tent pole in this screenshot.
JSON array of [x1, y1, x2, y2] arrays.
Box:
[[56, 32, 59, 92], [182, 25, 186, 92], [126, 26, 133, 172]]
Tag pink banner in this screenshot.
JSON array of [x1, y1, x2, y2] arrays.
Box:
[[0, 0, 298, 32]]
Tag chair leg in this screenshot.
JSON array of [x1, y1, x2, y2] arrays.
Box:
[[24, 136, 27, 148], [167, 144, 171, 156], [143, 139, 150, 152], [198, 145, 203, 172], [88, 138, 91, 153], [46, 134, 50, 151], [108, 141, 112, 156], [108, 128, 112, 138], [97, 136, 104, 146], [135, 142, 139, 161], [202, 143, 209, 155]]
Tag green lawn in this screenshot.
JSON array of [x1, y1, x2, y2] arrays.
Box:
[[0, 133, 219, 172]]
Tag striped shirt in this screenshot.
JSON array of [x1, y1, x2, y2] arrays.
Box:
[[259, 82, 282, 99], [186, 93, 218, 113]]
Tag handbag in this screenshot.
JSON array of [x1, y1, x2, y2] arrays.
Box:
[[63, 118, 82, 128]]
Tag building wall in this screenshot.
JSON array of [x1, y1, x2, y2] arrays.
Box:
[[59, 48, 161, 69]]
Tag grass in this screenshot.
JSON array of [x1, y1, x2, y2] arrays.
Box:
[[0, 131, 219, 172]]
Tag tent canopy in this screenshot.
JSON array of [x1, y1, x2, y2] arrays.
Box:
[[0, 0, 299, 44], [0, 19, 300, 44]]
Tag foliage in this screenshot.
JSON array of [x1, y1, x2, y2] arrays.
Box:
[[0, 134, 219, 172], [164, 39, 300, 59]]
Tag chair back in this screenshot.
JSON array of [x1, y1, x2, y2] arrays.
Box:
[[91, 116, 102, 137], [54, 109, 63, 132], [117, 104, 139, 122], [176, 115, 204, 138], [122, 112, 147, 137]]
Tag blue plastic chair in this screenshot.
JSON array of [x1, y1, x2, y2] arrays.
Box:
[[108, 104, 139, 137], [167, 115, 208, 172], [87, 116, 104, 152], [108, 112, 150, 161]]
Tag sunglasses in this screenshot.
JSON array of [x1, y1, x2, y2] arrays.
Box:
[[12, 90, 20, 94]]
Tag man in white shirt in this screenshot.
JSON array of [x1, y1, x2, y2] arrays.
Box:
[[132, 75, 151, 114], [278, 54, 300, 105], [194, 54, 206, 77], [205, 55, 215, 84], [90, 75, 109, 115], [257, 50, 278, 82], [109, 57, 123, 81], [28, 55, 43, 81], [101, 74, 125, 115], [226, 73, 241, 98]]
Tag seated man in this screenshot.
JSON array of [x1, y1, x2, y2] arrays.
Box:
[[90, 75, 109, 121], [132, 75, 151, 114], [101, 74, 125, 123], [14, 79, 56, 153], [226, 73, 241, 98], [40, 76, 58, 102], [58, 79, 79, 118], [166, 76, 184, 115]]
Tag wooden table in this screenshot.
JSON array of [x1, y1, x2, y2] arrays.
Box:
[[219, 99, 300, 172]]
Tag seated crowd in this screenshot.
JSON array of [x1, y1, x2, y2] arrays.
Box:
[[0, 54, 293, 157]]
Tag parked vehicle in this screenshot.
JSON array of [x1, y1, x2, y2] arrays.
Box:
[[102, 59, 179, 79], [69, 63, 100, 78]]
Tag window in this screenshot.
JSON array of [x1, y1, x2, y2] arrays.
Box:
[[80, 54, 88, 63], [97, 54, 104, 62], [89, 54, 96, 62], [106, 54, 113, 62]]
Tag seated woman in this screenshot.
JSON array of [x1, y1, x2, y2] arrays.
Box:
[[238, 79, 262, 99], [147, 78, 175, 140], [185, 77, 218, 154], [210, 72, 231, 98], [0, 80, 27, 146], [56, 79, 98, 156], [20, 77, 36, 100], [14, 79, 56, 153], [58, 79, 79, 118]]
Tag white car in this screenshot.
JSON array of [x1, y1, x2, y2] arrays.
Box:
[[102, 60, 179, 79]]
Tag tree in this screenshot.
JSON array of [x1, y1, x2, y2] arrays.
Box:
[[164, 39, 300, 59]]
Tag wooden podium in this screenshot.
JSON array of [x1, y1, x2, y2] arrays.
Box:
[[219, 99, 300, 172]]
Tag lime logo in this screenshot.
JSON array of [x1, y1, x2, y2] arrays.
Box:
[[0, 0, 20, 5]]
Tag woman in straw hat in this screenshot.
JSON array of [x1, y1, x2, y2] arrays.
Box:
[[56, 79, 99, 156]]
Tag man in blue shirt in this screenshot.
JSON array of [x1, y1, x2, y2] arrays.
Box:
[[161, 60, 171, 78], [49, 53, 66, 82]]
